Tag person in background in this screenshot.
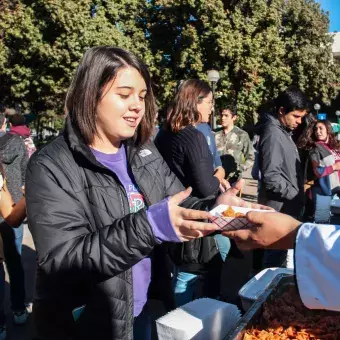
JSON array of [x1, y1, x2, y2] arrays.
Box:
[[0, 165, 27, 340], [299, 120, 340, 215], [0, 166, 27, 340], [9, 114, 36, 158], [0, 113, 28, 329], [222, 210, 340, 312], [196, 112, 231, 269], [295, 113, 317, 221], [25, 46, 250, 340], [258, 87, 309, 269], [155, 79, 232, 307], [196, 120, 227, 185], [215, 107, 255, 185], [156, 79, 229, 197]]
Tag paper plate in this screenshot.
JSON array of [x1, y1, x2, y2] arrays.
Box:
[[209, 204, 270, 231]]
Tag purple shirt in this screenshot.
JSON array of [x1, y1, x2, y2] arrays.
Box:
[[91, 144, 180, 317]]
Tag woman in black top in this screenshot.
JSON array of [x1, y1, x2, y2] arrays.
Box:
[[155, 79, 228, 197], [155, 79, 231, 306]]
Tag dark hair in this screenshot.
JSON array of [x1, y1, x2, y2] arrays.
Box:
[[0, 113, 5, 127], [65, 46, 156, 145], [0, 104, 6, 115], [275, 86, 310, 115], [9, 114, 25, 126], [294, 113, 316, 145], [166, 79, 211, 133], [297, 120, 340, 150], [221, 106, 237, 116]]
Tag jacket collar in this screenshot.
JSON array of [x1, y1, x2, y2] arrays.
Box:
[[267, 114, 293, 135], [64, 116, 142, 170]]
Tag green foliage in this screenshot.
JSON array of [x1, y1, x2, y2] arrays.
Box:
[[0, 0, 147, 115], [0, 0, 339, 126]]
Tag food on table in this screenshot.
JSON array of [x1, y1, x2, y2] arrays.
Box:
[[244, 286, 340, 339], [221, 206, 246, 218]]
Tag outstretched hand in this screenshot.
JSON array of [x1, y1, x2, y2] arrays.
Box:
[[222, 211, 301, 250], [216, 178, 272, 210], [169, 187, 219, 241]]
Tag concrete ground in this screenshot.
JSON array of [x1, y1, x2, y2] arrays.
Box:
[[4, 171, 258, 340]]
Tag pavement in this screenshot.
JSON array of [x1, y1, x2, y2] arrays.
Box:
[[4, 170, 258, 340]]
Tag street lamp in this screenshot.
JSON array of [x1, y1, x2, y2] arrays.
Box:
[[314, 103, 321, 116], [207, 69, 220, 129]]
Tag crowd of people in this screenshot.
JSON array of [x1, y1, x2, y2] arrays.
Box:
[[0, 46, 339, 340]]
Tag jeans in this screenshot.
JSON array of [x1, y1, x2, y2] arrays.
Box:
[[133, 304, 151, 340], [174, 271, 199, 307], [0, 223, 26, 325], [214, 234, 231, 262], [173, 235, 231, 307]]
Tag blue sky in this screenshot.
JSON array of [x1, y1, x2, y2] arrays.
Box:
[[317, 0, 340, 32]]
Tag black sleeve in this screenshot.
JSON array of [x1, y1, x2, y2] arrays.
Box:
[[151, 141, 216, 210], [184, 131, 220, 198], [26, 157, 157, 282]]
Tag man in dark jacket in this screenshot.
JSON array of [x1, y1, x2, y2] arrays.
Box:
[[258, 87, 309, 268], [0, 112, 28, 330]]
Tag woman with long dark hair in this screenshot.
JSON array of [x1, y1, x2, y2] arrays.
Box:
[[25, 47, 261, 340], [298, 120, 340, 217]]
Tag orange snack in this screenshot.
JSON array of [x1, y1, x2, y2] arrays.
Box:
[[235, 212, 246, 218], [222, 206, 236, 217], [221, 206, 246, 218]]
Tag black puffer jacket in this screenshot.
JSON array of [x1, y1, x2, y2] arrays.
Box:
[[26, 118, 209, 340]]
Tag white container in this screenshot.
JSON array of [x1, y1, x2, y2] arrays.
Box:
[[209, 204, 271, 231], [156, 298, 241, 340], [238, 268, 293, 311]]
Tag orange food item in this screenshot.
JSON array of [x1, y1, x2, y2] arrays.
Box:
[[221, 206, 246, 218], [222, 206, 235, 217], [244, 287, 340, 339], [235, 212, 246, 218]]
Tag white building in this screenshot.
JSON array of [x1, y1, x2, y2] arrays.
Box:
[[331, 32, 340, 61]]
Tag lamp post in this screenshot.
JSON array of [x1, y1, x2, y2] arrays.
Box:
[[207, 69, 220, 130], [314, 103, 321, 116]]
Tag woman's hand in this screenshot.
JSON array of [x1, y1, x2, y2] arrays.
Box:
[[222, 211, 301, 250], [219, 179, 231, 192], [168, 187, 219, 241], [333, 162, 340, 172], [214, 166, 225, 183], [0, 182, 26, 227], [215, 178, 272, 210]]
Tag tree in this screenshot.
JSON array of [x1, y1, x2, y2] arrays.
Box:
[[147, 0, 340, 124], [0, 0, 150, 115], [0, 0, 339, 125]]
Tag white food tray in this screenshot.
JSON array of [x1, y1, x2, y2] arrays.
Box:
[[209, 204, 270, 231]]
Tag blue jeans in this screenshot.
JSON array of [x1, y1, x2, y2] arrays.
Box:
[[214, 234, 231, 262], [173, 235, 231, 307], [0, 223, 26, 325], [133, 304, 151, 340]]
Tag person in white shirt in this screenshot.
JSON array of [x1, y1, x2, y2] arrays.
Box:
[[222, 211, 340, 312]]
